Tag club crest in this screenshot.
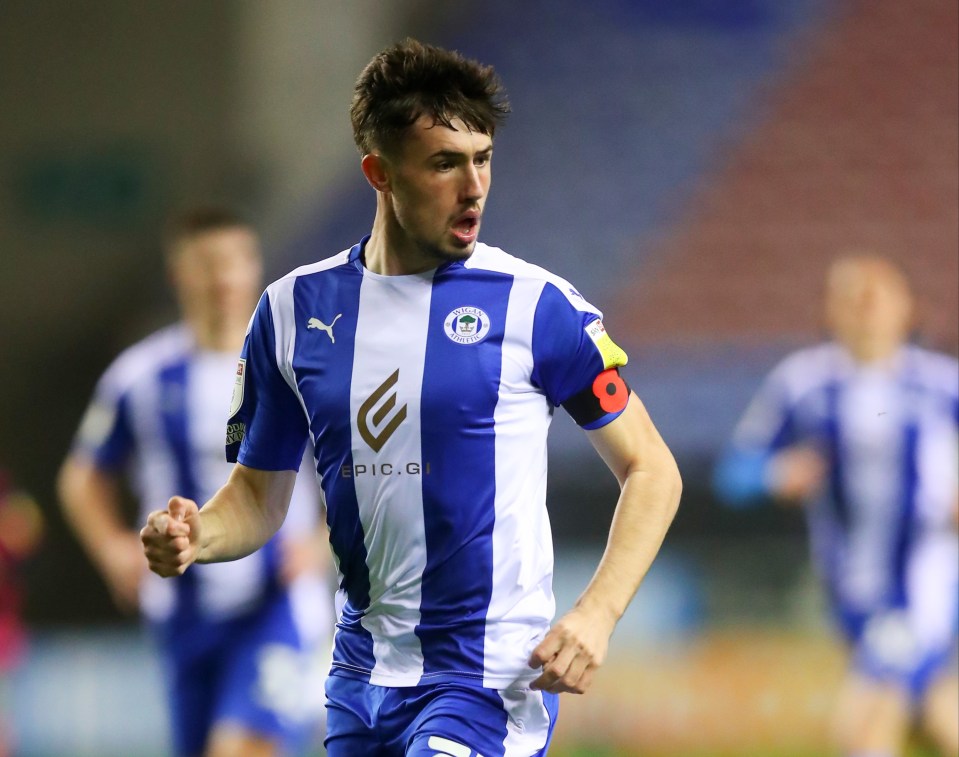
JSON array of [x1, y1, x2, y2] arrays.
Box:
[[444, 306, 491, 345]]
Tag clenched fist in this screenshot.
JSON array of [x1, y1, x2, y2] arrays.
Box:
[[140, 496, 202, 577]]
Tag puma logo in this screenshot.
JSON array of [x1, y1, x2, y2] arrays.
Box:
[[307, 314, 342, 343]]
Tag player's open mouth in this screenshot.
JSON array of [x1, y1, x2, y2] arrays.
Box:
[[451, 213, 479, 244]]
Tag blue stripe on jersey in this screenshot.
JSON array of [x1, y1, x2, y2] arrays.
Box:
[[891, 420, 919, 606], [157, 359, 199, 623], [417, 265, 512, 680], [90, 392, 135, 471], [823, 382, 849, 529], [530, 283, 604, 406], [291, 258, 376, 675], [767, 400, 798, 452]]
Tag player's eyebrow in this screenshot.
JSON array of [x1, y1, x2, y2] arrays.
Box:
[[429, 146, 493, 161]]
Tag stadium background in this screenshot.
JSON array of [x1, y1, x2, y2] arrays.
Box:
[[0, 0, 955, 754]]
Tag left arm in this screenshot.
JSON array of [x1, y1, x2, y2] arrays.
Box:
[[529, 392, 682, 694]]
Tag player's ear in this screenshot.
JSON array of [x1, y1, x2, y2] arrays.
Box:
[[361, 153, 391, 193]]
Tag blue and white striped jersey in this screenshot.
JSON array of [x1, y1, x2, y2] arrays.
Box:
[[227, 239, 628, 689], [724, 342, 958, 631], [74, 324, 325, 627]]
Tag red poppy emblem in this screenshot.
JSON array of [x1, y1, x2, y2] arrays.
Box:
[[592, 369, 628, 414]]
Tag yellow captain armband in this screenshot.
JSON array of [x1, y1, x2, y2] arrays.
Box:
[[585, 320, 628, 370]]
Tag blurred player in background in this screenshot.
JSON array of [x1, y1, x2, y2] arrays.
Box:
[[140, 38, 681, 757], [57, 207, 332, 757], [714, 255, 959, 757], [0, 470, 44, 757]]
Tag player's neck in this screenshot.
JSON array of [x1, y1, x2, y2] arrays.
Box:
[[845, 336, 902, 365], [189, 319, 246, 354], [364, 206, 439, 276]]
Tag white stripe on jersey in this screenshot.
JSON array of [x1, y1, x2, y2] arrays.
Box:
[[833, 365, 903, 605], [466, 243, 602, 317], [486, 273, 555, 689], [351, 269, 435, 684]]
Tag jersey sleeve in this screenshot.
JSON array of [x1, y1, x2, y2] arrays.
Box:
[[530, 281, 629, 429], [72, 369, 136, 472], [713, 360, 799, 506], [943, 357, 959, 426], [226, 290, 310, 471], [730, 362, 800, 453]]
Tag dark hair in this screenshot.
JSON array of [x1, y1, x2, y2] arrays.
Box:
[[162, 205, 252, 255], [350, 38, 510, 156]]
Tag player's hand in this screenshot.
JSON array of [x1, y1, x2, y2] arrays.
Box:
[[768, 446, 827, 503], [140, 496, 201, 577], [528, 605, 613, 694]]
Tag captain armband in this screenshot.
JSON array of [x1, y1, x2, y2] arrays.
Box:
[[562, 368, 631, 429]]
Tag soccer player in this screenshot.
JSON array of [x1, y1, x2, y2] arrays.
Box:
[[141, 39, 682, 757], [714, 256, 959, 757], [58, 208, 332, 757]]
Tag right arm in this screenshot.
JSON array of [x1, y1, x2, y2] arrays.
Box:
[[59, 341, 150, 610], [57, 456, 144, 612], [140, 463, 296, 577]]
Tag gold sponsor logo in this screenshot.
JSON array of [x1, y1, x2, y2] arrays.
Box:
[[357, 369, 407, 452]]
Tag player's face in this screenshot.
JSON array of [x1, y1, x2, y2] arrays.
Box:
[[171, 227, 262, 332], [385, 116, 492, 263], [826, 260, 913, 354]]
